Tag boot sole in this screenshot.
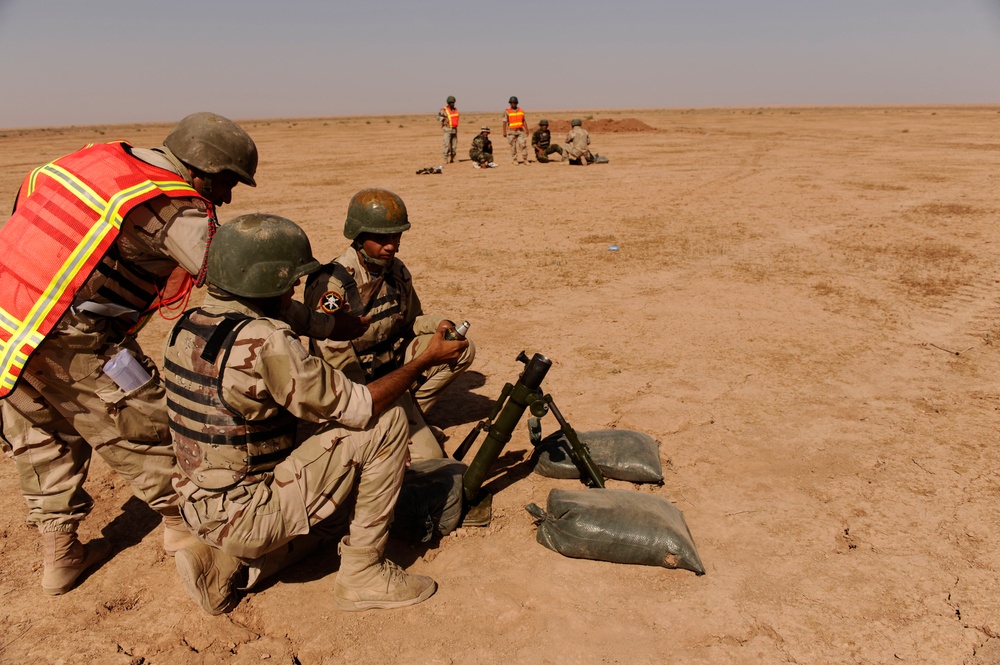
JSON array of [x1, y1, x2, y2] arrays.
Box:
[[333, 580, 437, 612]]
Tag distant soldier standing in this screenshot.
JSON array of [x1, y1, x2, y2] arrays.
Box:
[[0, 112, 257, 595], [564, 118, 592, 165], [437, 96, 459, 163], [470, 127, 495, 168], [502, 96, 529, 164], [531, 119, 564, 163]]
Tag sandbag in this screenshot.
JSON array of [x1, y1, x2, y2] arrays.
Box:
[[393, 458, 466, 542], [525, 488, 705, 574], [532, 429, 664, 483]]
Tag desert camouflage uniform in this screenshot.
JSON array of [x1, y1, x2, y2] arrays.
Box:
[[565, 126, 592, 161], [437, 106, 459, 162], [504, 108, 529, 163], [0, 148, 341, 538], [166, 292, 407, 563], [0, 147, 212, 535], [469, 134, 493, 166], [531, 128, 564, 163], [302, 247, 475, 460]]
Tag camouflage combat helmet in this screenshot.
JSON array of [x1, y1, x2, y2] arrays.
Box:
[[571, 118, 582, 127], [343, 188, 411, 240], [446, 96, 456, 104], [509, 96, 518, 104], [164, 112, 258, 186], [539, 119, 549, 126], [207, 214, 319, 298]]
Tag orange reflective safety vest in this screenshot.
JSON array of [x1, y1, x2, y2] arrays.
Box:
[[442, 106, 459, 129], [0, 142, 212, 397], [505, 107, 525, 130]]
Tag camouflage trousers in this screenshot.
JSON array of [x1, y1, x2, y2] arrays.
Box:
[[534, 144, 564, 163], [442, 128, 458, 162], [402, 333, 476, 460], [507, 129, 528, 163], [469, 148, 493, 165], [175, 405, 409, 560], [0, 324, 179, 534]]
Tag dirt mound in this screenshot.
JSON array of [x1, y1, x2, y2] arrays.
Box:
[[542, 118, 655, 133]]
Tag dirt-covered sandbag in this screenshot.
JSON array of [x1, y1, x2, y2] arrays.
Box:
[[393, 458, 466, 542], [525, 488, 705, 574], [532, 429, 663, 483]]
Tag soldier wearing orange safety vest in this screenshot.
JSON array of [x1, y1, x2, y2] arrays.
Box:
[[0, 112, 258, 597], [437, 96, 460, 163], [502, 96, 529, 164], [0, 112, 369, 598]]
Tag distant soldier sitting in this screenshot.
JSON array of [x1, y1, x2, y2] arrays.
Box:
[[470, 126, 496, 168], [532, 119, 564, 163]]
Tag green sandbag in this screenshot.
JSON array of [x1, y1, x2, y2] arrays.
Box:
[[393, 458, 466, 542], [532, 429, 663, 483], [526, 488, 705, 574]]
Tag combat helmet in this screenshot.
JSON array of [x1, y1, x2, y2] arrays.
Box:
[[539, 119, 549, 126], [164, 112, 258, 186], [343, 188, 411, 240], [207, 214, 319, 298], [509, 96, 518, 104], [571, 118, 582, 127], [446, 96, 456, 104]]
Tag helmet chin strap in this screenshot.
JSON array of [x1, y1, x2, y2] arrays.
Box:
[[357, 245, 390, 271]]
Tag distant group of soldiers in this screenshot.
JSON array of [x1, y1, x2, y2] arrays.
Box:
[[0, 113, 475, 615], [438, 95, 596, 168]]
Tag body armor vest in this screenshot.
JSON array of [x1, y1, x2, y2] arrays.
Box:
[[309, 261, 410, 381], [164, 309, 297, 491]]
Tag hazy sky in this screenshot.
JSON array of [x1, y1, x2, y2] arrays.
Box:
[[1, 0, 998, 128]]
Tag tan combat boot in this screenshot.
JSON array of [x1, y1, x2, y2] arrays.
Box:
[[175, 542, 243, 615], [333, 537, 436, 611], [41, 532, 111, 595], [162, 513, 199, 556]]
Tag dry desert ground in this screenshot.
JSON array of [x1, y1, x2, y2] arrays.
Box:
[[1, 106, 1000, 664]]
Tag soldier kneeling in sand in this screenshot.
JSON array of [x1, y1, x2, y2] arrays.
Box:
[[564, 118, 592, 165], [165, 213, 467, 615]]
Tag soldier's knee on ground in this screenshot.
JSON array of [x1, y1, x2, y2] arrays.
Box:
[[175, 542, 245, 615]]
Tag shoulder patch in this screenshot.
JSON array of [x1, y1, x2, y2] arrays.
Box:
[[320, 291, 344, 314]]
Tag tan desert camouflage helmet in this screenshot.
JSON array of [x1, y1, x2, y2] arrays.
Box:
[[207, 214, 319, 298], [343, 188, 411, 240], [164, 112, 258, 186]]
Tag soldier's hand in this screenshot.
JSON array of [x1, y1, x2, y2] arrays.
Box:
[[422, 320, 468, 367], [327, 310, 371, 341]]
